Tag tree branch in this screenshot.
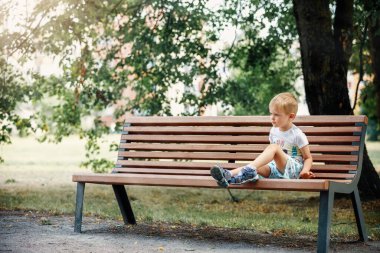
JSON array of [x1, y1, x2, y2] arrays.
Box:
[[6, 11, 47, 57], [352, 20, 368, 111], [333, 0, 354, 66]]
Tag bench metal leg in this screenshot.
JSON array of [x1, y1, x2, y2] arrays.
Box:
[[74, 182, 85, 233], [112, 185, 136, 225], [317, 190, 334, 253], [226, 188, 239, 202], [350, 187, 368, 242]]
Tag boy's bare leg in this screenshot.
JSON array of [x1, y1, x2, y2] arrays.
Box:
[[230, 144, 288, 176], [257, 165, 271, 178]]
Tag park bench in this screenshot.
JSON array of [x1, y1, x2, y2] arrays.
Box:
[[72, 115, 368, 253]]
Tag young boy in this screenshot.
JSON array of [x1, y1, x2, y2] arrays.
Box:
[[210, 92, 315, 188]]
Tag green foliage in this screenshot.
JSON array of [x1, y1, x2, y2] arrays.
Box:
[[217, 0, 300, 115], [351, 0, 380, 140], [5, 178, 16, 184], [0, 58, 34, 162], [79, 127, 115, 173], [219, 42, 299, 115], [106, 0, 222, 116], [361, 82, 379, 140], [80, 158, 114, 173]]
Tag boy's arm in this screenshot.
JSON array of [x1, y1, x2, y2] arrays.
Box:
[[299, 145, 315, 179]]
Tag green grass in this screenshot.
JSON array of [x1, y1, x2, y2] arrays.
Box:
[[0, 136, 379, 241], [367, 141, 380, 172], [1, 184, 379, 240]]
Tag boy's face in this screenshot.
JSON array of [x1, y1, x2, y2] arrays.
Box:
[[269, 105, 295, 130]]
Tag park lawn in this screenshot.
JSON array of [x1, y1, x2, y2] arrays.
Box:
[[367, 141, 380, 172], [0, 136, 379, 241]]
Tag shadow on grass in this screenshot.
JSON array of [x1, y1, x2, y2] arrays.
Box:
[[82, 219, 375, 252]]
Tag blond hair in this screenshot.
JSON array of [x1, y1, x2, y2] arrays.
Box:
[[269, 92, 298, 114]]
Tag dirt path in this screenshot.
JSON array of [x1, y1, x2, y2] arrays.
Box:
[[0, 210, 379, 253]]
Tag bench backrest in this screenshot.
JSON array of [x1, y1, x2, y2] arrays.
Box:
[[113, 116, 367, 185]]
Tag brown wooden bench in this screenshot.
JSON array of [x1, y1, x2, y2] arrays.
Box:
[[72, 115, 368, 253]]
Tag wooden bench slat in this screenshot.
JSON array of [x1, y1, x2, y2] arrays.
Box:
[[114, 168, 210, 175], [124, 126, 362, 135], [309, 145, 359, 152], [116, 160, 244, 169], [116, 160, 358, 171], [311, 164, 357, 171], [118, 151, 358, 162], [113, 168, 357, 177], [72, 173, 332, 191], [120, 143, 359, 153], [314, 173, 355, 179], [125, 115, 367, 126], [311, 154, 358, 162], [122, 135, 360, 144], [119, 151, 256, 160], [122, 135, 269, 143]]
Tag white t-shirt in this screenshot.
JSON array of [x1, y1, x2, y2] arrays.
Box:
[[269, 124, 309, 163]]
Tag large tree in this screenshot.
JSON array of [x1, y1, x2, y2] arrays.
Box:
[[293, 0, 380, 198]]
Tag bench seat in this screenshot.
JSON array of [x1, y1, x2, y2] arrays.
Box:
[[73, 173, 350, 191]]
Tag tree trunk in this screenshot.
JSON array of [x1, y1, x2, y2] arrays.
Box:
[[293, 0, 380, 199], [359, 146, 380, 199], [292, 0, 352, 115]]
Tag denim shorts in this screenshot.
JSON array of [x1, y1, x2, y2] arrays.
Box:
[[266, 156, 304, 179]]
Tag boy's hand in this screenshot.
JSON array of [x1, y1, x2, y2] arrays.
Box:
[[300, 171, 315, 179]]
